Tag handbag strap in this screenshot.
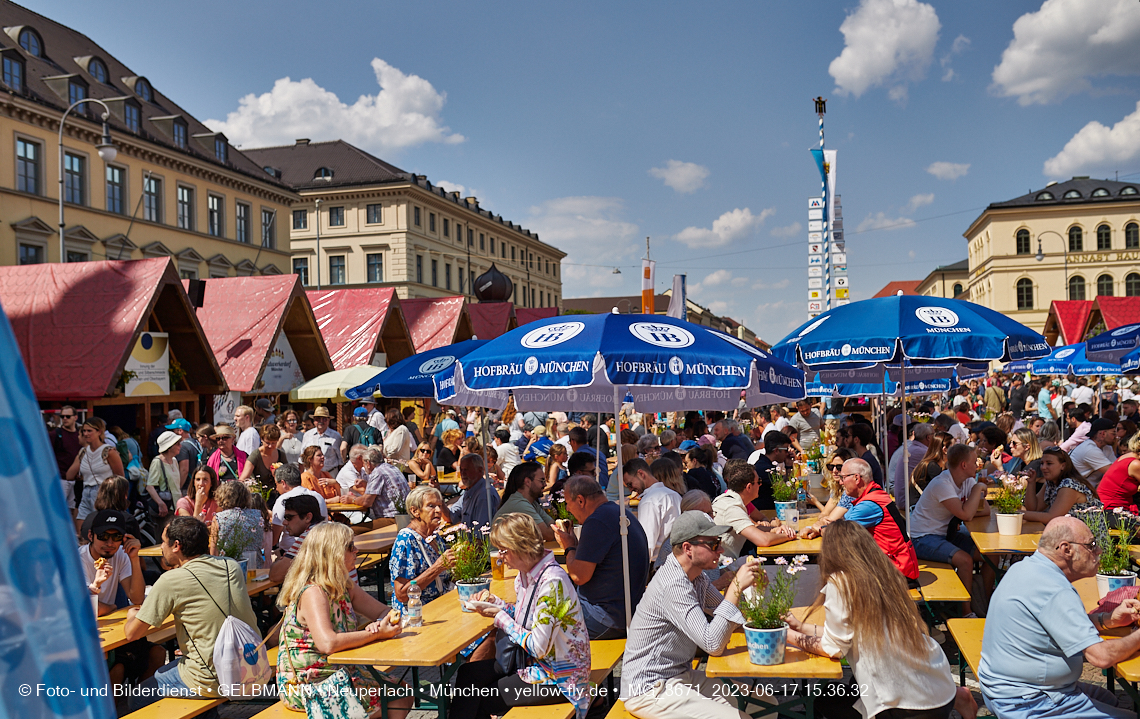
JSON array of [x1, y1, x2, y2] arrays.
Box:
[[181, 559, 236, 682], [409, 529, 447, 595], [516, 564, 553, 629]]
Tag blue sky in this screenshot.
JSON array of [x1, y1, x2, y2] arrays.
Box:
[[37, 0, 1140, 343]]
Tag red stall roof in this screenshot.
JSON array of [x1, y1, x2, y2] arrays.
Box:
[[1043, 300, 1093, 346], [0, 258, 223, 400], [467, 303, 515, 341], [307, 288, 413, 369], [1088, 297, 1140, 337], [515, 307, 558, 327], [401, 296, 474, 352], [186, 276, 333, 392]]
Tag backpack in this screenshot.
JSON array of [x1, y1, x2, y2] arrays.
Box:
[[358, 423, 380, 447], [185, 560, 272, 697]]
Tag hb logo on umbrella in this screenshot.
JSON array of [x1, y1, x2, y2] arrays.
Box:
[[630, 322, 694, 348], [521, 322, 585, 348]]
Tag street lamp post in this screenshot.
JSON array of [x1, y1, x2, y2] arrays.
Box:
[[1034, 230, 1070, 299], [58, 99, 117, 262]]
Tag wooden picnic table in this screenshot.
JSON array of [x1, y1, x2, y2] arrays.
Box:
[[98, 606, 175, 653], [753, 515, 822, 556], [965, 514, 1043, 554], [354, 524, 400, 554], [327, 501, 365, 513]]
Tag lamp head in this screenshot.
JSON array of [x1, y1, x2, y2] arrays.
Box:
[[1035, 239, 1044, 262], [96, 121, 117, 163]]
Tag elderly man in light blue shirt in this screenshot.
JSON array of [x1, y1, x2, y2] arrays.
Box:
[[979, 515, 1140, 719]]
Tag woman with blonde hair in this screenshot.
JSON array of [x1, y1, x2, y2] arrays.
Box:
[[788, 520, 975, 719], [807, 447, 857, 520], [276, 521, 411, 717], [650, 457, 687, 497], [300, 445, 339, 499], [437, 427, 464, 473], [1003, 427, 1042, 475], [407, 441, 439, 487], [545, 443, 569, 492]]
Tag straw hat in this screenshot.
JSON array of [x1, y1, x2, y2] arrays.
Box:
[[312, 406, 331, 418], [157, 430, 182, 453], [212, 425, 237, 439]]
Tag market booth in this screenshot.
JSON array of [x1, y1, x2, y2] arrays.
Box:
[[1042, 299, 1093, 346], [515, 306, 559, 326], [467, 302, 516, 341], [0, 257, 223, 436], [400, 296, 474, 352], [186, 275, 333, 421], [307, 287, 414, 369]]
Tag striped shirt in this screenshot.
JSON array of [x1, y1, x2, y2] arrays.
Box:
[[285, 524, 359, 585], [619, 552, 744, 700]]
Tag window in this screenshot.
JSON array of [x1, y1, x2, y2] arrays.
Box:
[[135, 78, 152, 102], [236, 203, 250, 243], [214, 138, 227, 163], [367, 253, 383, 283], [172, 121, 187, 149], [952, 282, 963, 297], [454, 223, 462, 243], [429, 213, 436, 232], [1016, 278, 1034, 310], [329, 256, 346, 285], [261, 209, 275, 248], [180, 269, 196, 280], [1068, 275, 1086, 301], [67, 251, 87, 263], [554, 264, 558, 277], [501, 242, 506, 258], [293, 258, 309, 286], [327, 206, 344, 227], [546, 260, 550, 274], [1127, 223, 1139, 249], [431, 259, 438, 287], [207, 195, 223, 237], [1092, 188, 1110, 198], [18, 244, 43, 264], [416, 255, 423, 284], [479, 233, 485, 251], [468, 229, 474, 247], [63, 152, 84, 205], [177, 186, 194, 229], [1098, 224, 1111, 250], [1036, 191, 1054, 201], [489, 237, 495, 254], [1069, 226, 1083, 252], [88, 58, 107, 84], [469, 270, 475, 293], [106, 165, 125, 214], [292, 210, 307, 230], [124, 104, 140, 133], [445, 263, 452, 290], [1123, 187, 1139, 196], [1015, 229, 1030, 254], [511, 246, 516, 262], [414, 207, 421, 226], [16, 138, 39, 194], [18, 29, 41, 57], [367, 204, 382, 224], [1063, 189, 1082, 199], [3, 56, 23, 92], [143, 176, 161, 222], [68, 81, 86, 107], [1098, 274, 1115, 297], [443, 218, 449, 237], [1128, 273, 1140, 297], [314, 167, 333, 181]]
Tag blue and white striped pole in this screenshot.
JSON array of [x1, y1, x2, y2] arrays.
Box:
[[818, 105, 830, 311]]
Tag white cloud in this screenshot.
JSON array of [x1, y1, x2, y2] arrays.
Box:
[[829, 0, 941, 100], [770, 222, 802, 238], [437, 181, 466, 195], [731, 276, 749, 287], [940, 34, 970, 82], [207, 58, 464, 152], [906, 193, 935, 212], [648, 160, 710, 194], [752, 278, 791, 291], [1044, 100, 1140, 177], [926, 161, 970, 180], [856, 212, 916, 232], [527, 197, 639, 290], [706, 301, 730, 315], [674, 208, 774, 249], [991, 0, 1140, 105], [689, 270, 733, 296]]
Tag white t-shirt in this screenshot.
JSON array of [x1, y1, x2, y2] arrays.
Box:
[[910, 470, 976, 539], [1071, 441, 1115, 481], [495, 442, 521, 476], [302, 428, 344, 471], [383, 424, 416, 462], [336, 462, 365, 491], [1071, 386, 1095, 407], [78, 546, 132, 605], [272, 486, 329, 527], [637, 481, 681, 564], [774, 417, 790, 433], [237, 426, 261, 456]]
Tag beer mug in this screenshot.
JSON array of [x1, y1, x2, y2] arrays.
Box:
[[490, 550, 505, 581]]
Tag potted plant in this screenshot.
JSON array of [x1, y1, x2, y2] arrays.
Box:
[[215, 516, 262, 577], [990, 473, 1028, 535], [738, 555, 809, 665], [770, 471, 799, 528], [1079, 508, 1138, 598], [393, 493, 411, 531], [445, 523, 491, 611]]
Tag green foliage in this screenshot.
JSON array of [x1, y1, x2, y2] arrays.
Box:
[[1078, 508, 1137, 576], [535, 579, 580, 637], [990, 473, 1027, 514], [738, 556, 808, 630], [770, 471, 798, 503], [448, 523, 490, 584]]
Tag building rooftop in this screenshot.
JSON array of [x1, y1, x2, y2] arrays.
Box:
[[871, 280, 921, 298], [989, 177, 1140, 210], [932, 259, 968, 273]]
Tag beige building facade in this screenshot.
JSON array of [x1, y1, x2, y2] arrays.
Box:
[[915, 259, 968, 299], [0, 4, 295, 276], [963, 177, 1140, 333], [244, 140, 566, 309]]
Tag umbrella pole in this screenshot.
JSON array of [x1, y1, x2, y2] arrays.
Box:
[[481, 406, 493, 519], [880, 379, 888, 494], [614, 386, 632, 628], [902, 365, 911, 536]]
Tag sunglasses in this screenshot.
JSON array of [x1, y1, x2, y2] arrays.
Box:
[[61, 414, 76, 419], [827, 463, 845, 472], [283, 513, 297, 521], [97, 531, 124, 543], [689, 537, 721, 551], [419, 448, 431, 454], [346, 543, 358, 553]]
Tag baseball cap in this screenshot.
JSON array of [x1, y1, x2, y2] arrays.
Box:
[[91, 509, 127, 536], [255, 398, 274, 411], [678, 439, 699, 452], [353, 407, 368, 417], [670, 510, 731, 547], [1090, 418, 1116, 434], [166, 418, 192, 432]]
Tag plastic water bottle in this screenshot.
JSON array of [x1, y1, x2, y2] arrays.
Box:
[[797, 479, 808, 516], [405, 580, 423, 627]]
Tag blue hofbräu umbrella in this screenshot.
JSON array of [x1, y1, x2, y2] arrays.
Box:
[[434, 312, 806, 627], [1121, 347, 1140, 374], [1086, 324, 1140, 364], [772, 295, 1050, 529], [345, 339, 487, 400], [1006, 343, 1120, 377]]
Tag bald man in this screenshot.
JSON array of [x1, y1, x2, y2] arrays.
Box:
[[980, 516, 1140, 719]]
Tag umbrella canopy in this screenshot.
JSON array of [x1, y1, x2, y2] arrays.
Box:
[[289, 366, 386, 403], [345, 339, 487, 400], [773, 296, 1050, 369], [1006, 343, 1121, 376], [1122, 347, 1140, 374], [434, 313, 805, 412], [1086, 323, 1140, 363], [806, 375, 952, 399]]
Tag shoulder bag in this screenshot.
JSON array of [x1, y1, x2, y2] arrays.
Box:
[[494, 565, 552, 676]]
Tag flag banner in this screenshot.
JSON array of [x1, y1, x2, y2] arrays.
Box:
[[641, 259, 656, 314], [666, 274, 687, 320]]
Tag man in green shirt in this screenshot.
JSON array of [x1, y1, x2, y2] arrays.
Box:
[[494, 461, 556, 541], [125, 517, 261, 712]]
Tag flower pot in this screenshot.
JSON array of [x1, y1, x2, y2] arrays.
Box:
[[1096, 571, 1138, 599], [395, 514, 411, 531], [744, 623, 787, 666], [456, 580, 491, 611], [237, 558, 249, 577], [774, 501, 799, 530], [996, 513, 1023, 536]]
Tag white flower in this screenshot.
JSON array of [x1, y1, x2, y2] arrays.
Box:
[[794, 555, 809, 564], [774, 557, 788, 565]]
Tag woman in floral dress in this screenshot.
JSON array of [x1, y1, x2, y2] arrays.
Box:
[[276, 521, 412, 717], [1023, 446, 1103, 524], [388, 485, 455, 614]]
